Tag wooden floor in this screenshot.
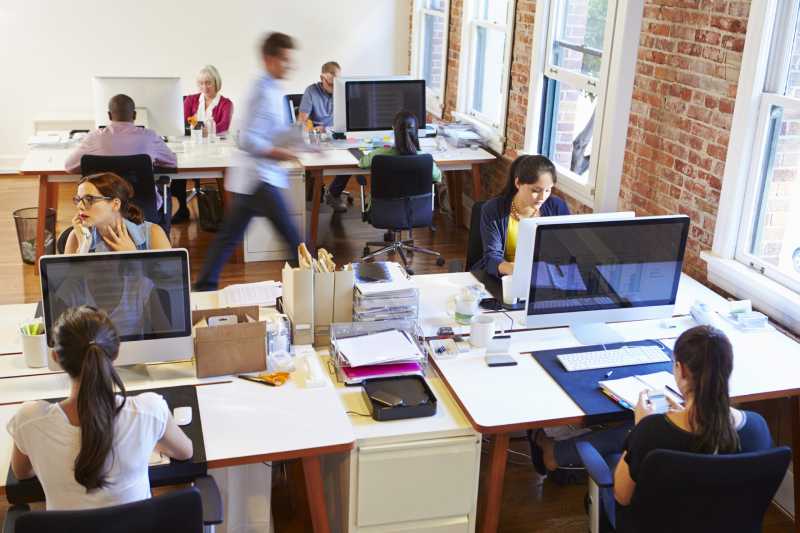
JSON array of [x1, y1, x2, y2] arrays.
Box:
[[0, 175, 794, 532]]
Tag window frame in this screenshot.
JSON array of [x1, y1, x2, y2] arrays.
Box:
[[410, 0, 450, 117], [704, 0, 800, 332], [454, 0, 516, 152], [523, 0, 644, 211]]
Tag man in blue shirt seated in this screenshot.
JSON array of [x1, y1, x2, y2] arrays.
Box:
[[298, 61, 351, 214]]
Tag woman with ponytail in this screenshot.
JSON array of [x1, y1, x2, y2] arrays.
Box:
[[475, 154, 570, 278], [613, 325, 772, 508], [65, 172, 172, 254], [7, 306, 192, 510]]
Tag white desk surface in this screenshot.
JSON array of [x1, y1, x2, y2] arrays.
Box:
[[414, 272, 800, 432], [0, 303, 38, 355]]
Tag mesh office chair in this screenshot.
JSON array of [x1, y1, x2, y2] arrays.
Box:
[[359, 154, 445, 274], [577, 442, 790, 533], [80, 154, 173, 235], [3, 482, 223, 533]]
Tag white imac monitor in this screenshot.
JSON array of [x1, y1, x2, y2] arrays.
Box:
[[332, 75, 417, 134], [512, 213, 690, 345], [40, 249, 193, 369], [92, 76, 184, 137]]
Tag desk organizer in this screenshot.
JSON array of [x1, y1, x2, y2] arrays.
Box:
[[362, 375, 438, 421]]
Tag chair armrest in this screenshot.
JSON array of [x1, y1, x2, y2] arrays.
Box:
[[156, 175, 171, 186], [355, 175, 367, 187], [193, 475, 223, 526], [576, 441, 614, 488], [2, 505, 31, 533]]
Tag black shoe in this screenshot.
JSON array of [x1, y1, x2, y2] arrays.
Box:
[[172, 206, 190, 224], [527, 429, 548, 476], [324, 191, 348, 213]]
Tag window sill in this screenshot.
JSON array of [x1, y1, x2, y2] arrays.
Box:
[[553, 169, 594, 209], [451, 111, 504, 153], [703, 252, 800, 334]]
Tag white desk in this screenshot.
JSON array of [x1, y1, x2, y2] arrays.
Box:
[[413, 272, 800, 533]]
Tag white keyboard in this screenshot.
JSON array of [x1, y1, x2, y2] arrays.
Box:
[[558, 344, 670, 372]]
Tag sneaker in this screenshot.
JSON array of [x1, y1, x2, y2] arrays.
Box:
[[325, 190, 348, 213]]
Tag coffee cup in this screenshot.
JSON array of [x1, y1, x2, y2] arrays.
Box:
[[470, 315, 495, 348], [22, 333, 48, 368]]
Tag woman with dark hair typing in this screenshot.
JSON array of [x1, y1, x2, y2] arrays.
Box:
[[475, 154, 570, 278], [357, 110, 442, 183], [7, 306, 192, 510]]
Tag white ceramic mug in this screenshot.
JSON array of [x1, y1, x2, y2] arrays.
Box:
[[470, 315, 495, 348], [501, 275, 515, 305], [22, 334, 48, 368]]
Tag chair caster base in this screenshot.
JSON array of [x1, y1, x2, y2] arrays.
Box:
[[436, 257, 445, 267]]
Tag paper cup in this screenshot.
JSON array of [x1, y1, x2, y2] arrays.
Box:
[[501, 275, 515, 305], [22, 334, 48, 368], [470, 315, 495, 348]]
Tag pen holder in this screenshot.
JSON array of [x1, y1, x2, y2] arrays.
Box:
[[22, 333, 48, 368]]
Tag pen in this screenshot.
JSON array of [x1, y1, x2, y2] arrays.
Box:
[[666, 384, 684, 400], [238, 374, 275, 386], [604, 370, 614, 378]]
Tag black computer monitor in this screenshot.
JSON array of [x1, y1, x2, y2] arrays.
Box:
[[345, 80, 426, 132]]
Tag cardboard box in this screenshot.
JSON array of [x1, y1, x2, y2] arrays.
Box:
[[192, 306, 266, 378], [282, 264, 314, 345]]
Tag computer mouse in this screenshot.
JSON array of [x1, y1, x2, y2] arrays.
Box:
[[173, 406, 192, 426]]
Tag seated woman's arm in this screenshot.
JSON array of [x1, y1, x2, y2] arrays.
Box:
[[149, 224, 172, 250], [11, 445, 34, 480], [217, 98, 233, 134], [479, 201, 513, 277], [613, 451, 636, 505], [156, 417, 193, 461]]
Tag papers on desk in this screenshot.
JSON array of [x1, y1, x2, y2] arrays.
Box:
[[335, 329, 424, 368], [218, 281, 281, 308], [598, 371, 682, 409], [354, 261, 413, 296]]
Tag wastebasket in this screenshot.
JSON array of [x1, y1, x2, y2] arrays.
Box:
[[13, 208, 56, 264]]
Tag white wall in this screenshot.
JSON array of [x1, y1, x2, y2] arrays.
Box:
[[0, 0, 410, 162]]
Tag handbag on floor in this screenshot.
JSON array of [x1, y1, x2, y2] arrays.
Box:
[[197, 186, 224, 232]]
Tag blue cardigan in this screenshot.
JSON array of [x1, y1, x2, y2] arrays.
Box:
[[476, 195, 570, 277]]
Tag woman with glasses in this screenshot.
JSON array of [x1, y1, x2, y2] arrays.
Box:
[[64, 172, 171, 254]]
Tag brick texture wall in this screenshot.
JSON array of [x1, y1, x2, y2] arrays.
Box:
[[435, 0, 753, 281]]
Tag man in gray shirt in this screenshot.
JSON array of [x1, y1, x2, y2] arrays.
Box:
[[299, 62, 351, 213]]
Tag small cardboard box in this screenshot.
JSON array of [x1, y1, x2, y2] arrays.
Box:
[[192, 306, 266, 378], [282, 264, 314, 345]]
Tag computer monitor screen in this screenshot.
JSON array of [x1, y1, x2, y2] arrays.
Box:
[[40, 250, 191, 352], [528, 217, 689, 316], [92, 76, 184, 137], [345, 80, 426, 132]]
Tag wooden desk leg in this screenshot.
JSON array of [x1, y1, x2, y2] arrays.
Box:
[[309, 169, 323, 251], [480, 432, 510, 533], [471, 163, 483, 200], [34, 175, 51, 275], [792, 397, 800, 533], [302, 455, 331, 533]]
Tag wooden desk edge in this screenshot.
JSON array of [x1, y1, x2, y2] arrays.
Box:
[[205, 440, 355, 469]]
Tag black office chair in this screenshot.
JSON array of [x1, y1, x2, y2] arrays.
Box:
[[56, 227, 73, 254], [358, 154, 445, 274], [3, 487, 212, 533], [577, 442, 791, 533], [285, 93, 303, 123], [448, 200, 485, 273], [80, 154, 172, 235]]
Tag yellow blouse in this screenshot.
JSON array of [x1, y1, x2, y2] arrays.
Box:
[[504, 216, 518, 262]]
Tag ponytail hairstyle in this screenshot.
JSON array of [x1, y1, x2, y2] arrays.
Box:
[[502, 155, 557, 203], [79, 172, 144, 225], [53, 306, 126, 491], [673, 325, 739, 454], [393, 110, 421, 156]]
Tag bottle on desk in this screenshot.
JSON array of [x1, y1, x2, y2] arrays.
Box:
[[207, 117, 217, 143]]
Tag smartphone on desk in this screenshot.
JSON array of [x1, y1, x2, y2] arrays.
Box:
[[485, 354, 517, 367]]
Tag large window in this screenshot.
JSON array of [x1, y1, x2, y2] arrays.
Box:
[[455, 0, 516, 148], [525, 0, 643, 210], [411, 0, 449, 116], [732, 5, 800, 292]]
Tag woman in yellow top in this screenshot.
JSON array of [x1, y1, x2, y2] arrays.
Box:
[[357, 110, 442, 183], [475, 155, 570, 278]]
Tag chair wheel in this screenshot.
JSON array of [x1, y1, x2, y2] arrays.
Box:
[[405, 268, 414, 275], [347, 196, 354, 205], [363, 246, 370, 256], [436, 257, 445, 267]]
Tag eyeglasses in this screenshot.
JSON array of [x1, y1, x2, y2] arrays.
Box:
[[72, 194, 112, 207]]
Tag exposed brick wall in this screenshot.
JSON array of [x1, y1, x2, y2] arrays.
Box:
[[618, 0, 750, 282], [443, 0, 464, 122]]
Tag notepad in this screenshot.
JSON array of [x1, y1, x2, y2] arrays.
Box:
[[335, 329, 424, 367], [598, 371, 682, 409], [218, 281, 281, 307]]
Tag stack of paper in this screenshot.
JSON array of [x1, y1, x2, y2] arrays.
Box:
[[218, 281, 281, 308], [599, 371, 682, 409], [334, 328, 425, 384], [353, 262, 419, 322]]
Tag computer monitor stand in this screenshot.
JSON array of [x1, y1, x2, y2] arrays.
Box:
[[569, 322, 625, 346], [116, 363, 153, 382]]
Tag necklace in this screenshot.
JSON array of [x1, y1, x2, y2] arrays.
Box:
[[511, 197, 538, 220]]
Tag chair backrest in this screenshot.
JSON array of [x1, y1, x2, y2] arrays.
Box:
[[56, 226, 73, 254], [14, 488, 204, 533], [630, 446, 790, 533], [286, 93, 303, 123], [465, 200, 485, 271], [80, 154, 160, 225], [368, 154, 435, 231]]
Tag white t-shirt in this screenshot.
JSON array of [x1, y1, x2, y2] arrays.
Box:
[[6, 392, 170, 510]]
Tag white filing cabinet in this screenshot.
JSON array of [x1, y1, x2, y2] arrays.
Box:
[[325, 359, 481, 533], [243, 166, 306, 262]]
